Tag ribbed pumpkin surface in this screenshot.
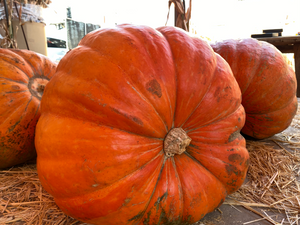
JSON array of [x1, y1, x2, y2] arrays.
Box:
[[35, 25, 249, 225], [212, 38, 298, 139]]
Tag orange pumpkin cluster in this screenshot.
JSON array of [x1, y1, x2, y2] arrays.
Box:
[[0, 25, 297, 225]]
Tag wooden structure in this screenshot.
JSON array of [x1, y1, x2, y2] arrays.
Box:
[[0, 0, 51, 7], [255, 36, 300, 97], [166, 0, 191, 31]]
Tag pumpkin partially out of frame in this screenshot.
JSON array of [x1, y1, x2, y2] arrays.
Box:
[[211, 38, 298, 139], [35, 25, 249, 225], [0, 49, 57, 169]]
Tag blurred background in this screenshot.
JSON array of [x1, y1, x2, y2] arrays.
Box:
[[1, 0, 299, 63]]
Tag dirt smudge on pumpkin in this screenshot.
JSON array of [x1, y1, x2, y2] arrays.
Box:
[[128, 211, 144, 222], [11, 85, 20, 90], [110, 107, 144, 126], [140, 191, 194, 225], [131, 116, 143, 126], [142, 208, 192, 225], [263, 115, 273, 121], [13, 58, 20, 64], [228, 153, 243, 162], [146, 79, 162, 98], [225, 164, 240, 176], [214, 87, 221, 102], [227, 131, 241, 142], [154, 192, 168, 211], [0, 120, 37, 169], [140, 193, 169, 225], [8, 120, 21, 133], [128, 159, 193, 225], [245, 158, 250, 167], [122, 197, 132, 207], [189, 144, 199, 149], [226, 179, 238, 188]]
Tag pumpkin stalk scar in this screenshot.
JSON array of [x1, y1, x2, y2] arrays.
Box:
[[164, 128, 191, 157], [28, 75, 50, 100], [36, 84, 45, 94]]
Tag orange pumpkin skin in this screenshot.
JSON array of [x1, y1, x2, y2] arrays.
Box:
[[35, 25, 249, 225], [211, 38, 298, 139], [0, 49, 57, 169]]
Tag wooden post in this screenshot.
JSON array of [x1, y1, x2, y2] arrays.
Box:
[[14, 2, 29, 50], [294, 43, 300, 97], [174, 0, 187, 31], [174, 1, 181, 26], [3, 0, 16, 48], [3, 0, 10, 30]]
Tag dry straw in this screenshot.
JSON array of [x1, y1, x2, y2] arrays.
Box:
[[0, 163, 88, 225]]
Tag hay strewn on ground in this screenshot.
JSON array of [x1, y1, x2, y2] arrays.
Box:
[[227, 140, 300, 225], [0, 163, 87, 225], [226, 99, 300, 225], [1, 100, 299, 225]]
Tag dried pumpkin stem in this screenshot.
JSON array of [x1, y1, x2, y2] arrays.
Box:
[[28, 76, 50, 100], [37, 84, 46, 93], [163, 128, 191, 157]]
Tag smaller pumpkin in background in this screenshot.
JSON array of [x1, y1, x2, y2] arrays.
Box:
[[211, 38, 298, 139], [0, 49, 57, 169]]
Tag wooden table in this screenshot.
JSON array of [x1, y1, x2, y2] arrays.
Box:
[[255, 36, 300, 97]]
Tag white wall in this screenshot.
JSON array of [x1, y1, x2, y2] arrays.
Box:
[[44, 0, 172, 28], [43, 0, 300, 42], [191, 0, 300, 41]]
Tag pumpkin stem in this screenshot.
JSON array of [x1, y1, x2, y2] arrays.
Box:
[[164, 128, 191, 157], [37, 84, 45, 94], [28, 76, 49, 100]]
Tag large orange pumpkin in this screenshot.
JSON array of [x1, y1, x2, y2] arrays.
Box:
[[211, 38, 298, 139], [35, 25, 249, 225], [0, 49, 57, 169]]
